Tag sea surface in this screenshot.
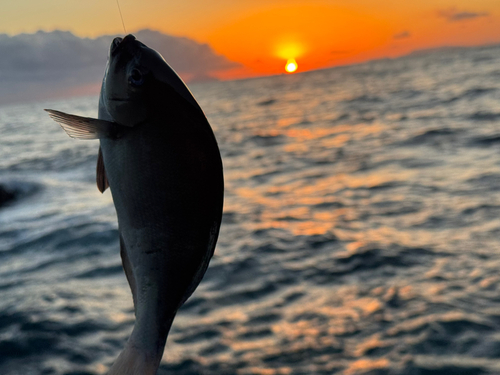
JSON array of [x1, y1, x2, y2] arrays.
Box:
[[1, 45, 500, 375]]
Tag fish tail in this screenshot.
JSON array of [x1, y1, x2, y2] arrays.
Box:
[[107, 343, 161, 375], [107, 314, 174, 375]]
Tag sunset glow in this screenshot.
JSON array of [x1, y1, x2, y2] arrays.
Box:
[[206, 5, 393, 78], [1, 1, 500, 81], [285, 58, 298, 73], [276, 41, 305, 60]]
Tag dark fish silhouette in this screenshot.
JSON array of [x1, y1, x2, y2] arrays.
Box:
[[46, 34, 223, 375]]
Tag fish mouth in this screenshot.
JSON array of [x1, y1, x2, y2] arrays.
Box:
[[111, 34, 136, 55], [112, 37, 123, 50]]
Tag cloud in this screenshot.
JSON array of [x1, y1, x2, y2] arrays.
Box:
[[438, 8, 490, 22], [393, 31, 411, 40], [134, 30, 239, 80], [0, 29, 240, 104]]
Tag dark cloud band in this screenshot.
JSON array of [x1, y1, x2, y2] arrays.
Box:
[[0, 29, 239, 104], [438, 8, 490, 22]]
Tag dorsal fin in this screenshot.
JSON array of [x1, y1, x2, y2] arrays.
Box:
[[96, 147, 109, 193]]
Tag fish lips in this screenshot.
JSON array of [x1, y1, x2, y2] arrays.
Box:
[[110, 34, 137, 56], [112, 37, 123, 50]]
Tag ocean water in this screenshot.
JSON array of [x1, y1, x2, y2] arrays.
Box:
[[1, 44, 500, 375]]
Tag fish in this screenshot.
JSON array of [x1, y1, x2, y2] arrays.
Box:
[[45, 34, 224, 375]]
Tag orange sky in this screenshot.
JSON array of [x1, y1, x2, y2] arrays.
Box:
[[2, 0, 500, 79]]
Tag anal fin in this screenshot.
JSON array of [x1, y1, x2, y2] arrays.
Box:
[[120, 234, 137, 312]]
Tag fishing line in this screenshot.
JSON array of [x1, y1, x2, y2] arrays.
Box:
[[116, 0, 127, 34]]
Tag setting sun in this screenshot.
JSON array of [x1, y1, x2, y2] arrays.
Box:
[[285, 58, 298, 73], [206, 5, 393, 78]]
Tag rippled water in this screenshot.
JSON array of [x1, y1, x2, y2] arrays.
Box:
[[2, 44, 500, 374]]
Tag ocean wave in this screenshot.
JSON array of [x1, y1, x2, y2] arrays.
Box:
[[249, 134, 285, 147], [306, 245, 436, 284], [467, 173, 500, 190], [2, 42, 500, 375], [257, 98, 277, 106], [401, 128, 460, 146], [345, 94, 385, 104], [0, 180, 42, 209], [470, 134, 500, 146], [468, 111, 500, 122], [4, 146, 97, 172]]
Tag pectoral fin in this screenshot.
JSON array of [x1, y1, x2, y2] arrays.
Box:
[[45, 109, 119, 139], [96, 147, 109, 193]]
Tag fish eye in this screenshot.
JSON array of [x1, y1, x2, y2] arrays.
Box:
[[129, 69, 144, 87]]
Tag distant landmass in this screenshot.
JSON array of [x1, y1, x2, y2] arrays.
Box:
[[408, 43, 500, 57]]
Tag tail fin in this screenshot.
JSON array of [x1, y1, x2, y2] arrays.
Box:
[[107, 344, 161, 375]]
